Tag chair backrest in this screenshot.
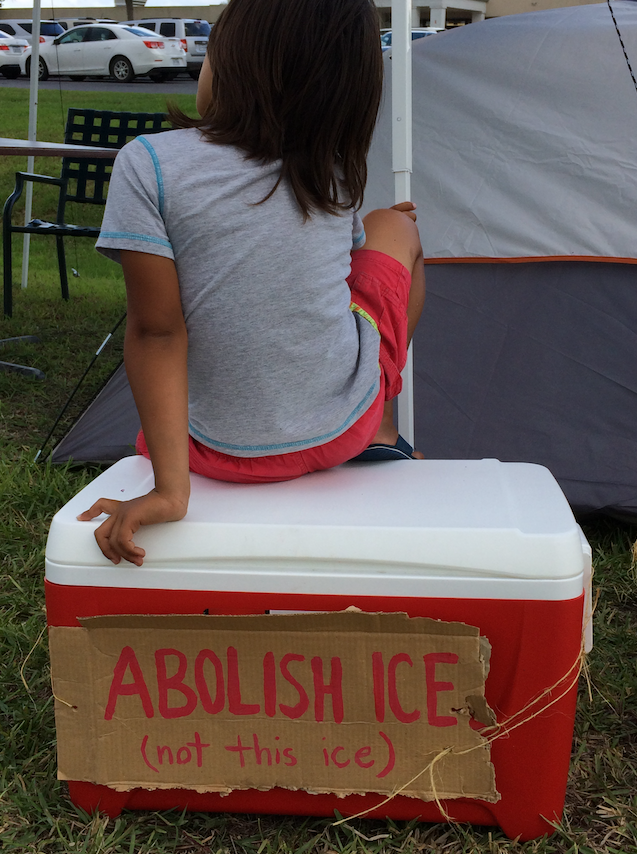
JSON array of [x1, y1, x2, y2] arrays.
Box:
[[59, 109, 172, 208]]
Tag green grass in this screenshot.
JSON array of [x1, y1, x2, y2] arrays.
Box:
[[2, 90, 637, 853], [1, 87, 195, 141]]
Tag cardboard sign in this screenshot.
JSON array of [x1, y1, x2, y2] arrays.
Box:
[[49, 611, 499, 802]]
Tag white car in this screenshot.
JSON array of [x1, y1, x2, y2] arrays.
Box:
[[125, 18, 211, 79], [20, 23, 186, 83], [0, 30, 28, 79]]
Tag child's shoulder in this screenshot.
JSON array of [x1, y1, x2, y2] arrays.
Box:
[[125, 126, 200, 157], [121, 130, 250, 172]]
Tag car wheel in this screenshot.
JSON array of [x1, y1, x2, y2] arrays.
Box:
[[188, 68, 200, 80], [1, 67, 20, 79], [110, 55, 134, 83], [26, 57, 49, 81], [68, 75, 86, 81]]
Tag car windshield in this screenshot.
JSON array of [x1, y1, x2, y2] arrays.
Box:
[[184, 21, 210, 37]]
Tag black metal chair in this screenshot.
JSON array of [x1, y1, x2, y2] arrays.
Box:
[[2, 108, 172, 319]]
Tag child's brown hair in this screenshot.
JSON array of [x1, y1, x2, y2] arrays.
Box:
[[169, 0, 383, 218]]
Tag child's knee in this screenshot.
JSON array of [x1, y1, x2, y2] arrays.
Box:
[[363, 207, 408, 232], [362, 208, 421, 267]]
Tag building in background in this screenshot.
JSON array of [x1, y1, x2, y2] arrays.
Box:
[[487, 0, 604, 16], [374, 0, 606, 28], [375, 1, 487, 28]]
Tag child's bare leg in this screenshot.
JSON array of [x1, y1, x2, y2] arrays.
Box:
[[358, 207, 426, 457]]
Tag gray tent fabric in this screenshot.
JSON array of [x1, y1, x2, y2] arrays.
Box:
[[366, 1, 637, 517], [50, 4, 637, 517], [51, 363, 139, 464], [414, 261, 637, 518], [364, 1, 637, 262]]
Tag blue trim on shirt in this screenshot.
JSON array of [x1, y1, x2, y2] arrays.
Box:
[[99, 231, 172, 250], [136, 136, 165, 216], [189, 379, 380, 453], [352, 228, 366, 250]]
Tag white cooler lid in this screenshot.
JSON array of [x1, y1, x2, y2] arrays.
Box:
[[45, 458, 589, 602]]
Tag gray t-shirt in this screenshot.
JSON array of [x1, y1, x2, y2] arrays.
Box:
[[96, 128, 381, 457]]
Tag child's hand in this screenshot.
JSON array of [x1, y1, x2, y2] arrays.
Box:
[[77, 489, 188, 567], [391, 201, 417, 222]]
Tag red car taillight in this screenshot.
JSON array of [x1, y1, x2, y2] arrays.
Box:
[[143, 39, 165, 49], [0, 44, 9, 51], [180, 39, 187, 51], [39, 36, 45, 43]]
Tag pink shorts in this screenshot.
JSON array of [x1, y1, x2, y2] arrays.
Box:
[[136, 249, 411, 483]]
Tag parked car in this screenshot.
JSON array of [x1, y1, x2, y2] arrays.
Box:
[[0, 19, 65, 44], [0, 30, 28, 79], [20, 23, 186, 83], [125, 18, 210, 79], [381, 28, 442, 52]]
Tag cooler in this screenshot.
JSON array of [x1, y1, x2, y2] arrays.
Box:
[[45, 457, 592, 841]]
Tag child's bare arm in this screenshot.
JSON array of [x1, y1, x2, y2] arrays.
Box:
[[78, 250, 191, 566]]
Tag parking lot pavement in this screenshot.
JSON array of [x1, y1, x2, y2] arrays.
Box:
[[0, 75, 198, 94]]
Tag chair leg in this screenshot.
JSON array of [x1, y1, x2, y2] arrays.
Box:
[[3, 224, 13, 318], [57, 236, 70, 301]]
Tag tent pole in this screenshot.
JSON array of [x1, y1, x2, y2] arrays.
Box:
[[391, 0, 414, 446], [21, 0, 41, 291]]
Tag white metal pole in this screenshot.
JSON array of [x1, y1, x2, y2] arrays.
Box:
[[391, 0, 415, 447], [21, 0, 41, 291]]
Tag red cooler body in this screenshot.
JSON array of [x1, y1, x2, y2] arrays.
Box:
[[45, 457, 591, 841]]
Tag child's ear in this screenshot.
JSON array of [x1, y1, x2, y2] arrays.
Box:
[[196, 56, 213, 118]]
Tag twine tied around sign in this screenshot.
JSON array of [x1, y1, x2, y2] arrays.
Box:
[[333, 593, 597, 827]]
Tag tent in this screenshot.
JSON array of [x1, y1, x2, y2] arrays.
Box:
[[51, 1, 637, 518]]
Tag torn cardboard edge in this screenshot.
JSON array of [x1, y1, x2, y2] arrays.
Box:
[[78, 611, 482, 634], [50, 610, 499, 802]]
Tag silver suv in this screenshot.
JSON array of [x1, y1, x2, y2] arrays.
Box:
[[0, 19, 65, 44], [124, 18, 210, 79]]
